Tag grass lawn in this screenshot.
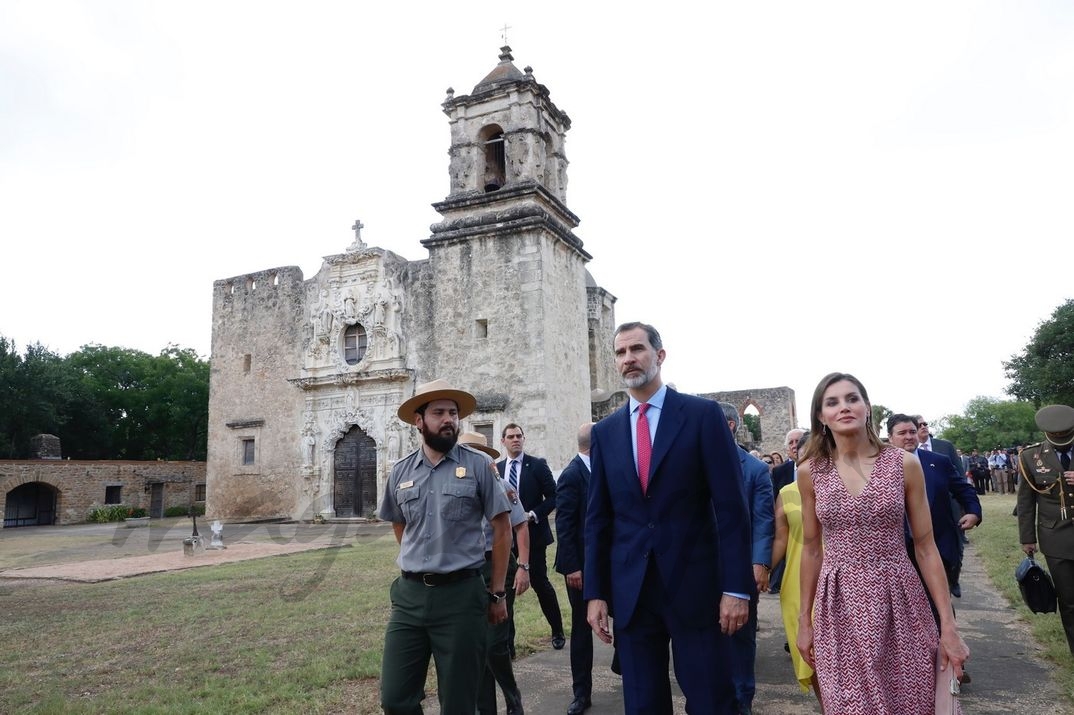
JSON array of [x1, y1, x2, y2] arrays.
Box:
[[972, 494, 1074, 702], [0, 530, 569, 714]]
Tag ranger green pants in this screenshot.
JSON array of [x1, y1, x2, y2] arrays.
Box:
[[380, 573, 488, 714]]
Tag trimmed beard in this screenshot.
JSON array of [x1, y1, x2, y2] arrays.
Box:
[[422, 421, 458, 454], [622, 361, 659, 389]]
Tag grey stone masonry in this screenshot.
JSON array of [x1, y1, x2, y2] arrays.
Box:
[[698, 386, 798, 457]]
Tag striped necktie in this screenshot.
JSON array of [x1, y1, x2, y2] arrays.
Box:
[[509, 459, 519, 491]]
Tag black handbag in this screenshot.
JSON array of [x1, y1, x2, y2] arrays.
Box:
[[1015, 554, 1058, 614]]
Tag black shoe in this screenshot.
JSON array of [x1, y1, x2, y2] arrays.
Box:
[[552, 633, 566, 650], [567, 697, 591, 714]]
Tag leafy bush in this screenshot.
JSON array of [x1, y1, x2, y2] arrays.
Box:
[[87, 504, 146, 522], [164, 504, 204, 517]]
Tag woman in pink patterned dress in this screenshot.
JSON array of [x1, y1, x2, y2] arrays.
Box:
[[796, 373, 969, 714]]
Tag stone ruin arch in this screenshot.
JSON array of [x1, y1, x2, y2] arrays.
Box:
[[2, 474, 61, 527], [699, 386, 797, 457]]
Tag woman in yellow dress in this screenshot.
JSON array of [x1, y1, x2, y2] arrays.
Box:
[[771, 480, 824, 711]]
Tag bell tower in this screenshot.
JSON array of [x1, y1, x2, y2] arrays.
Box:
[[418, 46, 592, 464], [440, 45, 571, 202]]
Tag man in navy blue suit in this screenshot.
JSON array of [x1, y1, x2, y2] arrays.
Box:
[[554, 422, 597, 714], [718, 402, 775, 715], [497, 423, 565, 653], [888, 414, 982, 594], [584, 322, 754, 714]]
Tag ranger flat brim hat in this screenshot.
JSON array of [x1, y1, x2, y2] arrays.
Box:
[[1035, 404, 1074, 448], [459, 431, 500, 459], [397, 378, 477, 423]]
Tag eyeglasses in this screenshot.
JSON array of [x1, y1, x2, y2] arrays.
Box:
[[919, 422, 928, 427], [762, 459, 773, 465]]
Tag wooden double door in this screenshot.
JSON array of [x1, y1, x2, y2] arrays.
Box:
[[332, 426, 377, 518]]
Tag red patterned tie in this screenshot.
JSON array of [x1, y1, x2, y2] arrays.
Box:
[[637, 403, 652, 494]]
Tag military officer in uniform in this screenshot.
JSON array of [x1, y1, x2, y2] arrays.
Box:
[[1017, 403, 1074, 657], [379, 380, 513, 714]]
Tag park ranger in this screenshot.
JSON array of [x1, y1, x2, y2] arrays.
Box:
[[1018, 403, 1074, 656], [379, 380, 513, 714]]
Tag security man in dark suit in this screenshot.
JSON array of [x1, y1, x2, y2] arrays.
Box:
[[1018, 404, 1074, 657], [769, 428, 804, 595], [555, 422, 596, 714], [498, 423, 566, 653]]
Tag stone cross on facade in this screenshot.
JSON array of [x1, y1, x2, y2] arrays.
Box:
[[500, 23, 511, 45], [347, 219, 367, 252]]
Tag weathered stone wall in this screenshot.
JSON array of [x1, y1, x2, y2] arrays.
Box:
[[208, 267, 307, 522], [586, 281, 618, 398], [0, 460, 205, 526], [697, 386, 798, 456], [417, 226, 591, 471]]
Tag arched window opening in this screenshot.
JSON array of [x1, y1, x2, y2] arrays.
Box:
[[344, 324, 368, 365], [743, 404, 762, 443], [480, 125, 506, 192]]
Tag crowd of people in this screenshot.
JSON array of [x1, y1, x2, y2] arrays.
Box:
[[374, 321, 1073, 715]]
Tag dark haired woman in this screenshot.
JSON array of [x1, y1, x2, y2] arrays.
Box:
[[796, 372, 968, 714]]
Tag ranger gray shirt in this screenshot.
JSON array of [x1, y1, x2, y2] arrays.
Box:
[[379, 442, 511, 573], [484, 478, 528, 551]]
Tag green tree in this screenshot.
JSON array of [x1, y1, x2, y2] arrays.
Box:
[[938, 397, 1038, 452], [742, 413, 762, 443], [1005, 299, 1074, 408], [0, 338, 76, 458], [63, 345, 209, 460], [872, 404, 893, 434]]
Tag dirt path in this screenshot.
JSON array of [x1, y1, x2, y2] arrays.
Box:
[[448, 545, 1072, 715]]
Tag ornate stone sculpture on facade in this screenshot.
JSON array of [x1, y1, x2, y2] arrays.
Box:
[[341, 290, 358, 319], [302, 425, 317, 467], [387, 422, 401, 464], [312, 289, 334, 338]]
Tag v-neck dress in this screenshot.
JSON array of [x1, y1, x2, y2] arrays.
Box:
[[809, 447, 952, 714]]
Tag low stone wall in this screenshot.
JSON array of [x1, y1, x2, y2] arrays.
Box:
[[1, 460, 206, 526]]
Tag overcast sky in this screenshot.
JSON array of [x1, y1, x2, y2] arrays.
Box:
[[2, 1, 1071, 431]]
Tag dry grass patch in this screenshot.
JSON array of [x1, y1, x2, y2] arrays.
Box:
[[0, 528, 573, 714]]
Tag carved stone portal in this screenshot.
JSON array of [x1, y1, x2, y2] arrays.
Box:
[[332, 426, 377, 518]]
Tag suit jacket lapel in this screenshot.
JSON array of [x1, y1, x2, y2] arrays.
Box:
[[605, 403, 639, 492], [578, 455, 591, 489]]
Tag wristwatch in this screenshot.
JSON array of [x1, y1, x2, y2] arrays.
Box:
[[517, 562, 530, 571], [488, 590, 507, 604]]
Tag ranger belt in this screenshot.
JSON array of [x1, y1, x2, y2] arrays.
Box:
[[401, 568, 481, 586]]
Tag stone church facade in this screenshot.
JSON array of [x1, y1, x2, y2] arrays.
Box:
[[206, 48, 619, 522]]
